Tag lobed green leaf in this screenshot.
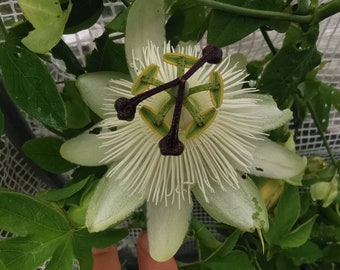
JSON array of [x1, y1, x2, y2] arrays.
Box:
[[258, 24, 321, 109], [0, 190, 70, 240]]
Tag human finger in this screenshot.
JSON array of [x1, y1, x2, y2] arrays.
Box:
[[92, 245, 122, 270], [137, 231, 178, 270]]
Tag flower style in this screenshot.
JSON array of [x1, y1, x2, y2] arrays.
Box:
[[60, 0, 307, 262]]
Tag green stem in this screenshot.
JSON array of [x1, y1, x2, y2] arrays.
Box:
[[260, 27, 277, 55], [312, 0, 340, 25], [0, 18, 8, 41], [306, 101, 337, 165], [195, 0, 313, 23]]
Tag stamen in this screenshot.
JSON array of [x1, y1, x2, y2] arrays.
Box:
[[115, 78, 180, 121], [159, 79, 186, 156], [181, 45, 222, 80]]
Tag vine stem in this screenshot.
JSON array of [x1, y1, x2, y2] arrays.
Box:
[[260, 27, 277, 55], [195, 0, 313, 23], [0, 18, 8, 40], [306, 101, 337, 165]]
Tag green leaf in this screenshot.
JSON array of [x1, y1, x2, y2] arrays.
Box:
[[64, 0, 103, 34], [0, 45, 66, 128], [19, 0, 72, 53], [51, 40, 84, 76], [166, 0, 209, 46], [44, 237, 75, 270], [264, 186, 300, 245], [214, 230, 240, 258], [279, 215, 318, 248], [37, 177, 90, 202], [207, 0, 284, 47], [0, 190, 128, 270], [22, 137, 76, 174], [62, 81, 91, 129], [331, 88, 340, 112], [0, 189, 69, 239], [284, 241, 322, 264], [258, 24, 321, 109], [86, 32, 129, 73], [0, 107, 3, 135], [299, 79, 332, 132], [0, 236, 65, 270], [204, 251, 255, 270], [106, 7, 129, 33]]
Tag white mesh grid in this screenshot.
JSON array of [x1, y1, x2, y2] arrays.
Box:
[[1, 0, 340, 268]]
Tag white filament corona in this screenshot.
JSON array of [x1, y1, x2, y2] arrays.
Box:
[[97, 42, 265, 206]]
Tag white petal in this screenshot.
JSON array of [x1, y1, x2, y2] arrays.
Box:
[[76, 72, 131, 118], [249, 137, 307, 179], [60, 127, 110, 166], [86, 176, 146, 232], [147, 199, 193, 262], [125, 0, 166, 79], [193, 175, 268, 232], [237, 94, 293, 131]]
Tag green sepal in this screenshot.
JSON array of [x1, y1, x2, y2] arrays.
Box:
[[209, 71, 224, 108], [186, 108, 217, 139], [139, 106, 169, 137], [163, 53, 198, 68], [131, 64, 160, 95]]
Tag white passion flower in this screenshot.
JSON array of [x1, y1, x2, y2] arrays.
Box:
[[60, 42, 307, 262]]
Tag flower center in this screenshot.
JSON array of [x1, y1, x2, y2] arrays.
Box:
[[115, 45, 224, 156]]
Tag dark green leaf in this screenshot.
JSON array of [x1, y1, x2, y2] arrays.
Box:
[[323, 243, 340, 263], [214, 230, 240, 258], [300, 79, 332, 132], [331, 88, 340, 112], [86, 32, 129, 73], [264, 185, 300, 245], [166, 0, 209, 46], [207, 0, 284, 47], [204, 251, 255, 270], [0, 189, 69, 240], [190, 217, 221, 259], [279, 215, 317, 248], [0, 45, 66, 128], [37, 177, 90, 202], [284, 241, 322, 264], [61, 81, 91, 129], [22, 137, 76, 174], [106, 7, 129, 33], [72, 228, 128, 270], [0, 107, 3, 135], [258, 25, 321, 109], [52, 40, 84, 76], [64, 0, 104, 34]]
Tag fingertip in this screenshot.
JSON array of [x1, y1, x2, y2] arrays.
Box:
[[137, 231, 178, 270], [92, 245, 121, 270]]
